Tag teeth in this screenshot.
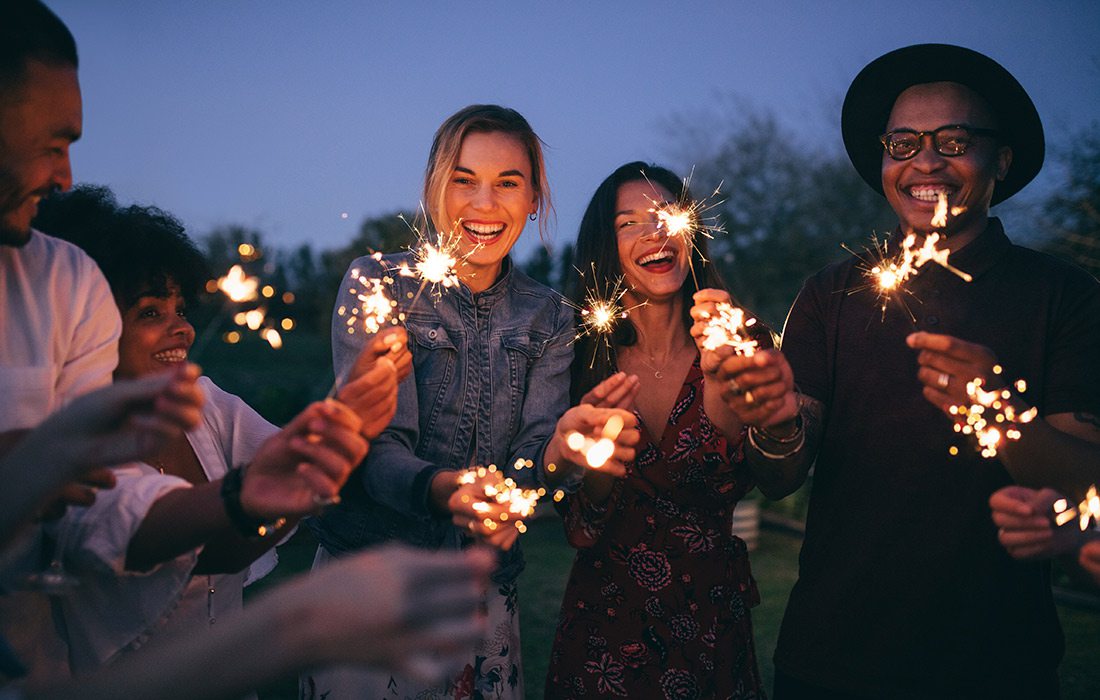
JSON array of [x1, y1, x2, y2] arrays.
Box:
[[463, 222, 505, 237], [909, 186, 951, 202], [637, 251, 674, 266], [153, 349, 187, 362]]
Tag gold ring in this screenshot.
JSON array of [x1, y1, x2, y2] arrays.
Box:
[[937, 372, 950, 389]]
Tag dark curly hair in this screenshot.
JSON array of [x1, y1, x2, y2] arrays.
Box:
[[569, 162, 771, 402], [33, 185, 209, 308]]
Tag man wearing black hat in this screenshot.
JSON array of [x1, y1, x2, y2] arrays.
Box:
[[712, 44, 1100, 698]]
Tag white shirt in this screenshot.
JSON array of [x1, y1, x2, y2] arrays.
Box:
[[58, 377, 280, 673], [0, 230, 121, 684]]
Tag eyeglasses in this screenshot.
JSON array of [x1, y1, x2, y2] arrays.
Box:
[[879, 124, 1000, 160]]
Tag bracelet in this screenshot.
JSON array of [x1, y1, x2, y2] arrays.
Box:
[[753, 414, 804, 444], [747, 423, 806, 460], [220, 467, 286, 538]]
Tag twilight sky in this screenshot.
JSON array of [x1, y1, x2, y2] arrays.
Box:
[[52, 1, 1100, 262]]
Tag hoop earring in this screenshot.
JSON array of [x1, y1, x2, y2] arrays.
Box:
[[529, 212, 537, 221]]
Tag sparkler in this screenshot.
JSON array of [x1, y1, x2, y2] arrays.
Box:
[[846, 192, 973, 320], [643, 169, 725, 288], [456, 459, 546, 535], [1052, 485, 1100, 532], [948, 365, 1038, 458], [697, 302, 759, 355], [192, 246, 293, 358], [567, 264, 647, 368], [564, 413, 626, 469]]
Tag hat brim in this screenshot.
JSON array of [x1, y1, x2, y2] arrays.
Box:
[[841, 43, 1043, 206]]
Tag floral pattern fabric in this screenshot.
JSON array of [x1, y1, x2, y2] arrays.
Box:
[[545, 360, 766, 700]]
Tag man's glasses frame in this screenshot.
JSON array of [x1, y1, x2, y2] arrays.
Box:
[[879, 124, 1000, 161]]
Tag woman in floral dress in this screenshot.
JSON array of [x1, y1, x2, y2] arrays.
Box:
[[546, 162, 795, 700]]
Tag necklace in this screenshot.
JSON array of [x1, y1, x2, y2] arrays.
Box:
[[626, 346, 675, 380]]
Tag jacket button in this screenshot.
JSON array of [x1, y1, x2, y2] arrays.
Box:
[[428, 329, 437, 339]]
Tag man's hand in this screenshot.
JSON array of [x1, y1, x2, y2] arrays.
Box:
[[907, 332, 1003, 415], [989, 485, 1080, 559]]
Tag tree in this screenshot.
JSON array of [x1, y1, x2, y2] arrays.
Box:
[[665, 100, 895, 327], [1041, 123, 1100, 279]]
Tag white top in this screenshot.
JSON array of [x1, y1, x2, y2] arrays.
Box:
[[58, 377, 280, 673], [0, 230, 121, 683], [0, 230, 121, 431]]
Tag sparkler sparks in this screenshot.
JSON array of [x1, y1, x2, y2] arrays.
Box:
[[565, 413, 626, 469], [1052, 485, 1100, 532], [456, 459, 546, 535], [846, 192, 972, 320], [336, 262, 403, 337], [948, 366, 1038, 458], [217, 264, 259, 302], [643, 170, 725, 287], [697, 302, 759, 356], [568, 264, 647, 368]]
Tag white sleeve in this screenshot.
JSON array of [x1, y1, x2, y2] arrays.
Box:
[[54, 250, 121, 404]]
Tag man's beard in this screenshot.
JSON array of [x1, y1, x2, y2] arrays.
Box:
[[0, 168, 35, 247]]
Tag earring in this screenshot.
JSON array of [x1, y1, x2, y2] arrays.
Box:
[[529, 212, 537, 221]]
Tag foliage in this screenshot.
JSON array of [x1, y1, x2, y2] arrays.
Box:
[[1041, 123, 1100, 279], [664, 99, 895, 328]]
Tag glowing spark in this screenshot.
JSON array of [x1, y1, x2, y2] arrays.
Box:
[[567, 265, 647, 368], [455, 461, 545, 532], [847, 230, 972, 320], [698, 302, 759, 355], [1051, 485, 1100, 532], [949, 367, 1038, 458], [337, 269, 402, 336], [930, 192, 949, 228], [565, 412, 626, 469], [642, 170, 725, 288], [217, 265, 259, 302], [396, 232, 463, 292], [262, 328, 283, 349]]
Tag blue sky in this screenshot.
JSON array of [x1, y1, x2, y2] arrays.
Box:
[[53, 1, 1100, 261]]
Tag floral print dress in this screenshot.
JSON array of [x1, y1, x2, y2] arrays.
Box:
[[545, 360, 766, 700]]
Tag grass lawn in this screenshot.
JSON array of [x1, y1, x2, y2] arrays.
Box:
[[256, 517, 1100, 699]]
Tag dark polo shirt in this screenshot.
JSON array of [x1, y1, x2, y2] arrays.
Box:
[[775, 219, 1100, 699]]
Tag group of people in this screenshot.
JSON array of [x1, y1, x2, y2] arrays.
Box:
[[2, 2, 1097, 699]]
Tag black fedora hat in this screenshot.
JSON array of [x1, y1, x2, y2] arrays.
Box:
[[841, 43, 1043, 206]]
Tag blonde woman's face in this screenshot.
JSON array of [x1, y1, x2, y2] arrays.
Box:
[[442, 131, 536, 291]]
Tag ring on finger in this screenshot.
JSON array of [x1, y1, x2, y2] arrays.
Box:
[[936, 372, 950, 389], [727, 377, 741, 394], [312, 493, 340, 507], [743, 390, 755, 404]]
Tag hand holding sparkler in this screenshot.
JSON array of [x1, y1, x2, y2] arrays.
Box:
[[907, 332, 1006, 414], [548, 405, 639, 478], [336, 328, 409, 440], [241, 401, 368, 519], [690, 290, 797, 430], [437, 462, 545, 551], [1080, 541, 1100, 586], [989, 485, 1082, 560]]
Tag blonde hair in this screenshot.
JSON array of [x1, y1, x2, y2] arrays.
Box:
[[423, 104, 554, 242]]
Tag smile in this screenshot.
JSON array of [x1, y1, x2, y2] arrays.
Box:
[[907, 185, 954, 202], [153, 348, 188, 363], [636, 249, 676, 270], [461, 221, 506, 244]]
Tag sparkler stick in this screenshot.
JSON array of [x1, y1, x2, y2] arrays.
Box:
[[456, 459, 545, 535], [947, 365, 1038, 458]]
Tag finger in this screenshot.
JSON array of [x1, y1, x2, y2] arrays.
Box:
[[80, 467, 117, 489], [989, 489, 1037, 517], [57, 484, 98, 507], [908, 332, 995, 365]]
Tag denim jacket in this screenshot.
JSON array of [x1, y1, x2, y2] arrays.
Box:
[[311, 252, 573, 581]]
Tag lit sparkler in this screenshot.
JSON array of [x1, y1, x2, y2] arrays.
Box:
[[697, 302, 759, 356], [193, 245, 294, 357], [643, 169, 725, 287], [1051, 485, 1100, 532], [567, 264, 647, 368], [846, 192, 972, 320], [948, 365, 1038, 458], [335, 260, 403, 337], [565, 413, 626, 469], [456, 459, 545, 535]]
